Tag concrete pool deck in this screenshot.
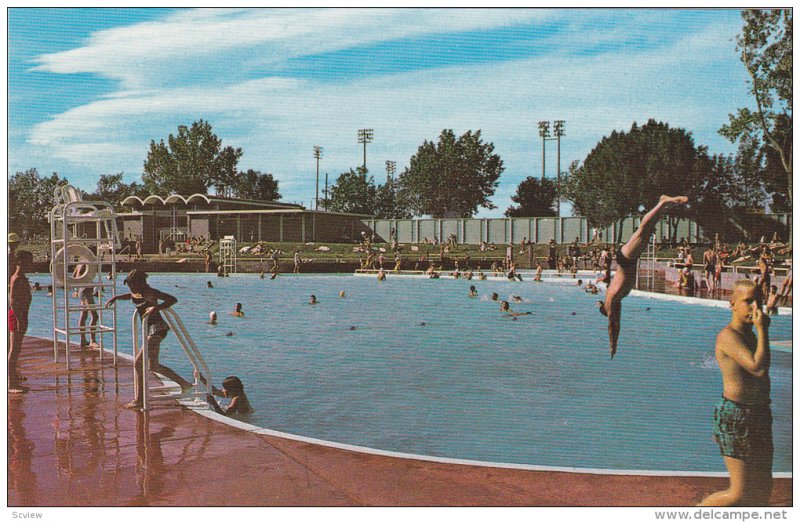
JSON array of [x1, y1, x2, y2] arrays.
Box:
[[8, 337, 792, 507]]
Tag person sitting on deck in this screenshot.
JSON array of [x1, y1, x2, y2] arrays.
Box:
[[597, 195, 688, 358]]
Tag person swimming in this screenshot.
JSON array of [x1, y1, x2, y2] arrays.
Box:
[[309, 295, 318, 305], [230, 303, 244, 317], [339, 290, 346, 298], [491, 292, 499, 301], [206, 376, 253, 416], [259, 270, 265, 279], [500, 300, 531, 316], [207, 281, 214, 288], [468, 285, 478, 297], [377, 268, 386, 281], [208, 311, 218, 325]]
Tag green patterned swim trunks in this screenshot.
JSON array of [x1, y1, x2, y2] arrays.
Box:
[[712, 396, 773, 463]]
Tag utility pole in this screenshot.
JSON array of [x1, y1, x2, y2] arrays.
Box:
[[553, 120, 565, 218], [313, 146, 323, 211], [324, 173, 329, 211], [358, 128, 373, 171], [538, 121, 550, 180], [386, 160, 396, 219]]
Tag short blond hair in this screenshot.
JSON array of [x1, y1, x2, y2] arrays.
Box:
[[730, 278, 757, 304]]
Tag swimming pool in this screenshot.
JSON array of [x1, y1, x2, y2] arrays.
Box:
[[27, 272, 792, 474]]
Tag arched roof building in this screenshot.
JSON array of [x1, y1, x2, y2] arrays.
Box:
[[117, 194, 370, 253]]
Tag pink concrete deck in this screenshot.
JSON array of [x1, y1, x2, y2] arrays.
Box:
[[8, 337, 791, 507]]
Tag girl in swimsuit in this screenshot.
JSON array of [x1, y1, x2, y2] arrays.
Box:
[[106, 270, 193, 409]]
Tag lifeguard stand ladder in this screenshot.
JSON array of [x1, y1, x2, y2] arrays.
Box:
[[219, 236, 237, 275], [636, 234, 657, 292], [49, 185, 121, 370]]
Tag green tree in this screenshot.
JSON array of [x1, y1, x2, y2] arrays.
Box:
[[505, 177, 557, 217], [720, 9, 792, 204], [564, 120, 706, 243], [9, 168, 66, 238], [397, 129, 503, 217], [374, 180, 413, 219], [87, 173, 147, 208], [234, 169, 281, 201], [142, 119, 242, 195], [328, 167, 377, 215]]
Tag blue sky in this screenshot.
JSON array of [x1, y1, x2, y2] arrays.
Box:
[[8, 8, 753, 216]]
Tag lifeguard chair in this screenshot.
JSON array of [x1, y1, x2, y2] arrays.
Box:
[[49, 184, 121, 369]]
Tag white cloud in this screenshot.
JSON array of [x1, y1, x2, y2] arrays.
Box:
[[17, 8, 751, 215]]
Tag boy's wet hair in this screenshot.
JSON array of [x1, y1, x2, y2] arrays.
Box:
[[222, 376, 244, 393]]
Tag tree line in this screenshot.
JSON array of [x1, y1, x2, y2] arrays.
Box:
[[9, 9, 790, 241]]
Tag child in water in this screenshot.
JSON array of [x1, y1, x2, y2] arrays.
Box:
[[230, 303, 244, 317], [206, 376, 253, 416]]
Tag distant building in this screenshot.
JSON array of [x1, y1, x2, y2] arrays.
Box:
[[119, 194, 371, 253]]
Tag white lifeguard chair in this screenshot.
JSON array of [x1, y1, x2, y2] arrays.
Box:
[[49, 184, 121, 369], [219, 235, 237, 275]]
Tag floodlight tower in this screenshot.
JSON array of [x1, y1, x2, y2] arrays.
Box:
[[358, 128, 374, 171], [313, 146, 323, 211], [537, 121, 550, 180], [386, 160, 397, 219], [553, 120, 566, 217]]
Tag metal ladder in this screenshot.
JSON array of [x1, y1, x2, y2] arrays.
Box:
[[219, 236, 237, 275], [636, 234, 657, 292], [132, 308, 213, 411], [49, 185, 121, 369]]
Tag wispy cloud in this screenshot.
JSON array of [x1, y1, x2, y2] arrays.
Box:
[[16, 8, 749, 214]]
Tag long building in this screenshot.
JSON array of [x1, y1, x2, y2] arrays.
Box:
[[119, 194, 371, 253]]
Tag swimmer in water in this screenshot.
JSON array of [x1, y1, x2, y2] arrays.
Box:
[[259, 270, 265, 279], [597, 195, 688, 358], [585, 283, 599, 294], [270, 273, 278, 279], [491, 292, 499, 301], [468, 285, 478, 297], [230, 303, 244, 317], [349, 325, 357, 330], [339, 290, 346, 298], [207, 311, 218, 325], [378, 268, 386, 281], [577, 279, 583, 286], [512, 295, 523, 303], [309, 295, 318, 305], [207, 281, 214, 288], [500, 300, 531, 317], [206, 376, 253, 416]]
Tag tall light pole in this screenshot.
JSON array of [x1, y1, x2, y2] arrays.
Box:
[[386, 160, 396, 219], [537, 121, 550, 180], [358, 128, 373, 171], [324, 173, 329, 211], [538, 120, 566, 215], [313, 146, 323, 211], [553, 120, 565, 217]]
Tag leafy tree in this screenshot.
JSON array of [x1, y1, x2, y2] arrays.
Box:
[[9, 168, 66, 237], [374, 179, 413, 219], [505, 177, 557, 217], [234, 169, 281, 201], [328, 167, 377, 215], [87, 173, 147, 208], [564, 120, 706, 243], [142, 119, 242, 195], [720, 9, 792, 204], [397, 129, 503, 217]]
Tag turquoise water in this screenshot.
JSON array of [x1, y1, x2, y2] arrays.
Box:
[[28, 273, 792, 473]]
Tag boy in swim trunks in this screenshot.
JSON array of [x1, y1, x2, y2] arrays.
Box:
[[699, 279, 772, 506], [9, 250, 32, 393], [597, 195, 688, 358]]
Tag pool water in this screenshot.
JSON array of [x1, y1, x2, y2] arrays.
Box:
[[27, 273, 792, 473]]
